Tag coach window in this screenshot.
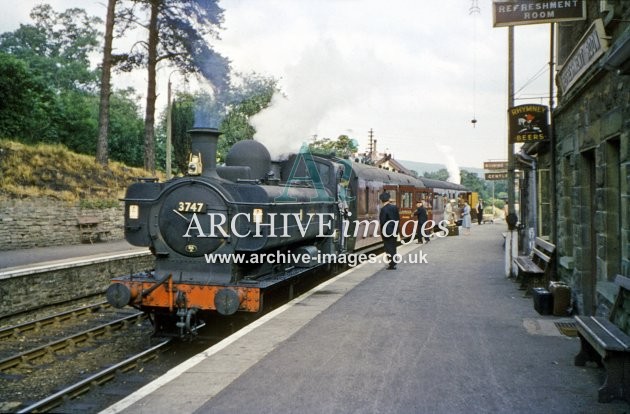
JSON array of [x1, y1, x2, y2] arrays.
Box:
[[425, 192, 433, 212], [388, 190, 397, 205], [402, 191, 413, 209]]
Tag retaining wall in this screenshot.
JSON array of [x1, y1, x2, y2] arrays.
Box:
[[0, 198, 124, 250]]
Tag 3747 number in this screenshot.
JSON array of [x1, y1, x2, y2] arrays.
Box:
[[177, 202, 205, 212]]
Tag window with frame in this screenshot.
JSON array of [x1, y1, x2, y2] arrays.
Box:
[[537, 168, 551, 237], [402, 191, 413, 209]]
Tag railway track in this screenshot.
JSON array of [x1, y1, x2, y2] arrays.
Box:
[[0, 293, 107, 327], [0, 312, 146, 372], [0, 300, 110, 340], [0, 266, 341, 412], [0, 299, 155, 413], [16, 338, 172, 413]]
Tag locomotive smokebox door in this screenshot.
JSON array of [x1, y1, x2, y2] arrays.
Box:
[[158, 184, 228, 257]]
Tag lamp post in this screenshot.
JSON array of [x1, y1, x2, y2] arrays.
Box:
[[166, 70, 184, 180], [166, 76, 172, 180]]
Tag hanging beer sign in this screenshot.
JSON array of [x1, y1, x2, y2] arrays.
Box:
[[508, 104, 549, 144]]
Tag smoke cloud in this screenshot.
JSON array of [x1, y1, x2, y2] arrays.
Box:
[[249, 39, 382, 160]]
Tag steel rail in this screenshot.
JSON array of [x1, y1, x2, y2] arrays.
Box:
[[16, 338, 172, 414], [0, 312, 145, 372], [0, 292, 106, 322], [0, 300, 109, 340]]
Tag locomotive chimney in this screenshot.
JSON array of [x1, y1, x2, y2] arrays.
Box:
[[188, 128, 220, 178]]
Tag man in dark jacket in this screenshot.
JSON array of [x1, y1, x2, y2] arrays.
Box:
[[476, 200, 484, 225], [414, 200, 429, 244], [379, 192, 400, 270]]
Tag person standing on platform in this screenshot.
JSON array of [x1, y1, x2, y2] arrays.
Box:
[[379, 192, 400, 269], [476, 199, 484, 225], [445, 198, 455, 224], [413, 200, 429, 244], [462, 201, 472, 235]]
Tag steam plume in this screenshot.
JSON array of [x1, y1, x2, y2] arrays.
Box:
[[436, 144, 460, 184], [250, 40, 380, 159]]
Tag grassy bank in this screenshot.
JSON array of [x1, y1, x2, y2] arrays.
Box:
[[0, 139, 158, 206]]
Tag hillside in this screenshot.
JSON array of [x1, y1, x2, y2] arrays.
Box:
[[0, 140, 156, 206]]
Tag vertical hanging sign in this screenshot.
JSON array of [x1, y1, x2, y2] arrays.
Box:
[[508, 104, 549, 144]]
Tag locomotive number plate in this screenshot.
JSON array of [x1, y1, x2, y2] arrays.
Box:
[[177, 202, 206, 213]]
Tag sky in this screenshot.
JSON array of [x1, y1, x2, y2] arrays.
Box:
[[0, 0, 553, 170]]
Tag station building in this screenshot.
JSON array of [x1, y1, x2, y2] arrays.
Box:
[[518, 1, 629, 316]]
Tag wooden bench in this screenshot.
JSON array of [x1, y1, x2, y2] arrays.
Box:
[[77, 216, 111, 243], [513, 237, 555, 293], [574, 275, 630, 403]]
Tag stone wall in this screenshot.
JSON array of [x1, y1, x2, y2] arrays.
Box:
[[0, 253, 154, 317], [0, 198, 125, 250], [554, 18, 630, 315]]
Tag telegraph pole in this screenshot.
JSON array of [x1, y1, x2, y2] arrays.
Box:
[[507, 26, 515, 218], [505, 25, 518, 278]]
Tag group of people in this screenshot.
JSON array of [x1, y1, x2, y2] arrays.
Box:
[[378, 192, 431, 270], [379, 192, 485, 269]]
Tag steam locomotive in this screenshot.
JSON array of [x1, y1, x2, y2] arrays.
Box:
[[106, 128, 470, 337]]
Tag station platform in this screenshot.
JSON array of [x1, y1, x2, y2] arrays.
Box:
[[0, 240, 147, 274], [100, 224, 627, 414]]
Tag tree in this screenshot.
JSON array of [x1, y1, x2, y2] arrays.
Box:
[[0, 4, 147, 165], [0, 5, 102, 147], [160, 72, 278, 173], [460, 170, 486, 197], [108, 88, 145, 167], [423, 168, 450, 181], [96, 0, 118, 166], [218, 72, 278, 162], [0, 5, 101, 92], [308, 135, 358, 158], [54, 91, 99, 154], [0, 53, 55, 142], [170, 92, 195, 174], [115, 0, 230, 173]]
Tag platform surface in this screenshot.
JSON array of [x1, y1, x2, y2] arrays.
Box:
[[102, 224, 626, 414], [0, 240, 147, 273]]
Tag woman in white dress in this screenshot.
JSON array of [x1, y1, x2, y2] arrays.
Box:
[[461, 202, 472, 235]]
